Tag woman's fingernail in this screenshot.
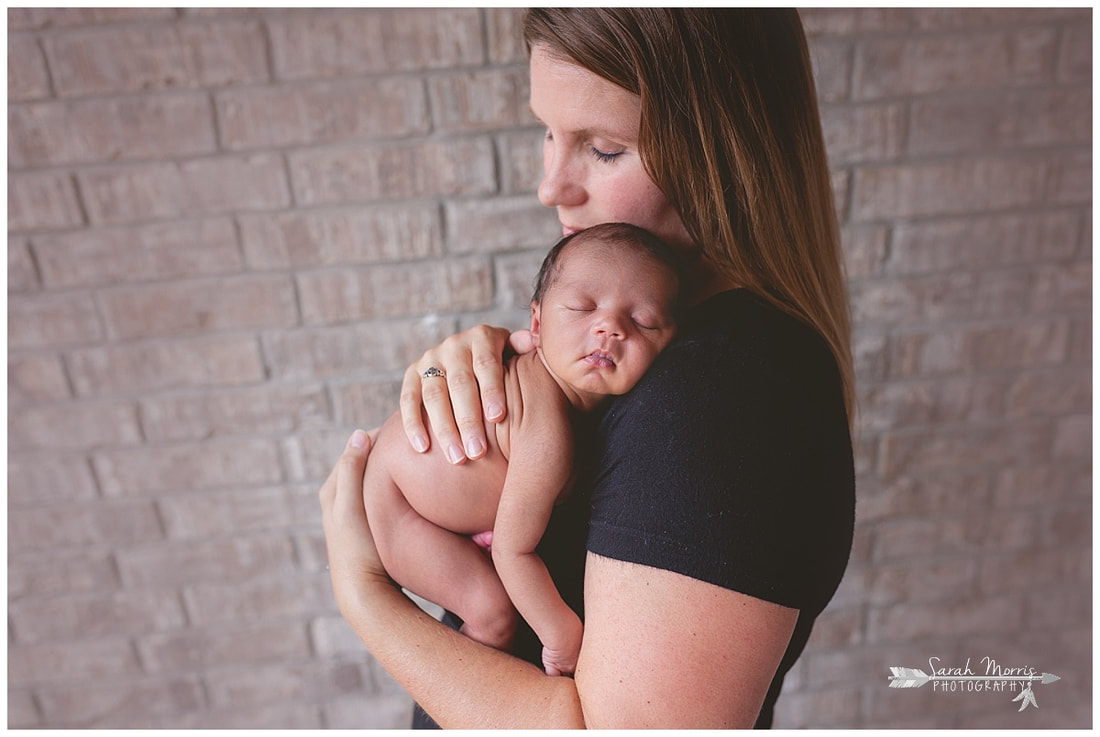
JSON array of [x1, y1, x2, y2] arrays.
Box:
[[465, 436, 485, 458], [413, 435, 428, 453], [487, 402, 503, 421], [349, 429, 367, 450], [447, 444, 466, 465]]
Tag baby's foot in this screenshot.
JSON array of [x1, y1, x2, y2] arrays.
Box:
[[471, 530, 493, 553]]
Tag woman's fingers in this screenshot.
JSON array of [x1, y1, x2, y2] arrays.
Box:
[[453, 325, 512, 454], [334, 429, 370, 512], [400, 343, 467, 461], [320, 429, 387, 613], [422, 361, 469, 464], [399, 325, 513, 463], [458, 327, 535, 452], [321, 429, 371, 535], [473, 339, 508, 425], [399, 362, 433, 454]]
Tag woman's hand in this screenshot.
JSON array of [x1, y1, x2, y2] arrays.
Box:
[[319, 429, 390, 617], [400, 325, 534, 463]]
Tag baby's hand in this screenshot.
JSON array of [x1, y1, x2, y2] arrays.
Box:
[[541, 618, 583, 677]]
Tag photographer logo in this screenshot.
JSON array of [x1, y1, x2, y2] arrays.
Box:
[[888, 656, 1060, 712]]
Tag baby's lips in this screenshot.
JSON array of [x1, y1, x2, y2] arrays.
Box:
[[584, 351, 615, 368]]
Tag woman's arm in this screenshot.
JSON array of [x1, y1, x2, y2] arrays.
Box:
[[399, 325, 535, 462], [578, 554, 798, 728], [320, 430, 798, 728]]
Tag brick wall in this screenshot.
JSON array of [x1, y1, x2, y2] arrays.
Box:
[[7, 8, 1091, 729]]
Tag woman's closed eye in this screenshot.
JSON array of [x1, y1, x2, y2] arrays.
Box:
[[589, 145, 623, 163], [542, 125, 624, 164]]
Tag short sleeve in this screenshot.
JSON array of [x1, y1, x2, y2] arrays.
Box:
[[584, 294, 854, 614]]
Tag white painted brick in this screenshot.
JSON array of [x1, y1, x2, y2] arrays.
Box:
[[267, 8, 483, 79], [99, 274, 299, 340], [10, 589, 186, 644], [262, 318, 456, 381], [238, 204, 443, 269], [288, 137, 496, 205], [445, 195, 561, 253], [9, 353, 71, 404], [67, 335, 266, 397], [9, 292, 104, 349], [9, 636, 142, 685], [93, 438, 283, 496], [8, 454, 99, 507], [9, 549, 119, 599], [10, 400, 142, 450], [9, 500, 163, 552], [8, 35, 51, 101], [44, 20, 267, 97], [79, 154, 291, 225], [8, 171, 85, 232], [34, 219, 243, 289], [157, 485, 317, 539], [141, 384, 330, 442], [10, 93, 217, 168], [138, 621, 311, 672], [183, 574, 334, 626], [36, 675, 206, 728], [296, 258, 492, 324], [217, 77, 429, 150]]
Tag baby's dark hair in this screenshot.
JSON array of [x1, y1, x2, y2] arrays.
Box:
[[530, 222, 683, 306]]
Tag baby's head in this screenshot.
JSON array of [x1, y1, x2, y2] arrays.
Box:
[[529, 222, 682, 407]]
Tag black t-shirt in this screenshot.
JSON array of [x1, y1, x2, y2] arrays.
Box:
[[517, 288, 855, 728]]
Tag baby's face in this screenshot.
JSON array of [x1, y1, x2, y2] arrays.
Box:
[[531, 242, 677, 403]]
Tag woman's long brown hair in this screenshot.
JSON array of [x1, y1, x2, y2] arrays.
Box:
[[524, 9, 855, 423]]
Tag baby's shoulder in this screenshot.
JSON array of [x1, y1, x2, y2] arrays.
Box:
[[494, 353, 541, 459], [505, 352, 569, 425]]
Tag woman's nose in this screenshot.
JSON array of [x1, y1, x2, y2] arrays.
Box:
[[538, 145, 585, 208]]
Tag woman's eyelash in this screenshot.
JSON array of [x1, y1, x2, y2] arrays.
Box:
[[543, 129, 621, 163], [589, 147, 621, 163]]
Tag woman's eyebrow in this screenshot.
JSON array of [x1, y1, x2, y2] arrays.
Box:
[[531, 101, 638, 143]]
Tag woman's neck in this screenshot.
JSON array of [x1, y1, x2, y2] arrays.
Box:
[[685, 259, 742, 306]]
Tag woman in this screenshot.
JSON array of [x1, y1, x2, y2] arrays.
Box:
[[320, 8, 855, 728]]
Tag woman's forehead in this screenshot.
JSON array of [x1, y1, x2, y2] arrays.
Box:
[[528, 45, 640, 141]]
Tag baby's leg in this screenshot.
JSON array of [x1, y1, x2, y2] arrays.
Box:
[[364, 458, 516, 650]]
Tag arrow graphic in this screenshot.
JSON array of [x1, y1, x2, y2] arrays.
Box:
[[888, 667, 930, 688], [1012, 683, 1039, 711], [888, 668, 1061, 688]]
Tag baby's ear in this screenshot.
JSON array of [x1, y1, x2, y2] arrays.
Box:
[[529, 301, 542, 346]]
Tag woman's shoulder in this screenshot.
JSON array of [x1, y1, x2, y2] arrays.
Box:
[[659, 289, 840, 390]]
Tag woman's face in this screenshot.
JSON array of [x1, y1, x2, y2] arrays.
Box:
[[529, 44, 695, 253]]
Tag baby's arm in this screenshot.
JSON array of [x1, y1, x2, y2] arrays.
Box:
[[491, 399, 582, 677]]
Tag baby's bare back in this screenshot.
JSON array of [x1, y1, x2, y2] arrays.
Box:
[[374, 358, 528, 534]]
